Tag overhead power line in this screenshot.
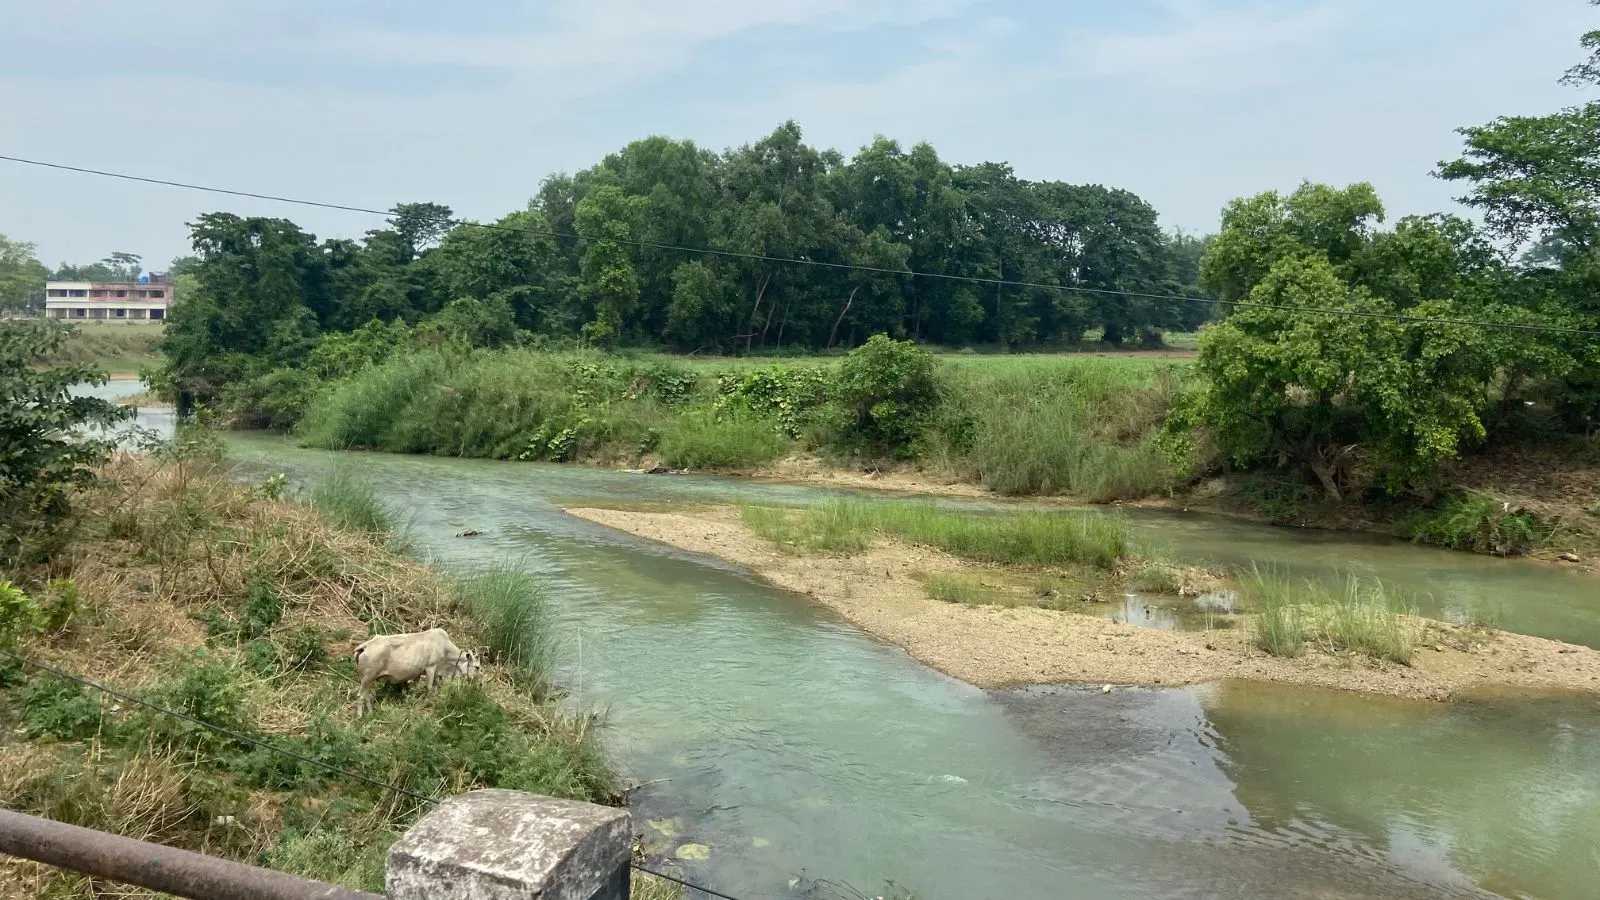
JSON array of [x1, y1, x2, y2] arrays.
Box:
[[4, 152, 1599, 338], [0, 649, 746, 900]]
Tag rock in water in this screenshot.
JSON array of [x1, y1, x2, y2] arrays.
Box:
[[1101, 684, 1113, 694], [675, 843, 711, 861]]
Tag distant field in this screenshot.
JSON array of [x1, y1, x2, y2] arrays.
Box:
[[26, 321, 164, 375]]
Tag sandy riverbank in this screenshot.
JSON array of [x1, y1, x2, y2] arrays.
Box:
[[566, 504, 1600, 702]]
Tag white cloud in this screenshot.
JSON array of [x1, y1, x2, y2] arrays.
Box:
[[322, 0, 978, 98], [1064, 1, 1357, 92]]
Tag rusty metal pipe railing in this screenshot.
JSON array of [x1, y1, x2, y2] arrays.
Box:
[[0, 808, 383, 900]]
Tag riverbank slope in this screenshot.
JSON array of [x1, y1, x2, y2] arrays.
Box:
[[0, 455, 668, 897]]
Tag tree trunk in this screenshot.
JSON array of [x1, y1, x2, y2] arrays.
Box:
[[828, 287, 859, 349], [1309, 460, 1343, 503], [742, 273, 771, 353]]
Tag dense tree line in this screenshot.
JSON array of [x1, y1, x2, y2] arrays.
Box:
[[157, 124, 1212, 400]]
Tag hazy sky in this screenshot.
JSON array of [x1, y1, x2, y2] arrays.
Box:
[[2, 0, 1594, 269]]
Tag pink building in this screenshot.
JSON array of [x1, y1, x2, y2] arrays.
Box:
[[45, 275, 172, 324]]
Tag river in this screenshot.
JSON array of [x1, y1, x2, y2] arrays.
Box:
[[104, 382, 1600, 899]]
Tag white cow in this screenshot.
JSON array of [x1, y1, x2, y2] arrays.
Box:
[[353, 628, 481, 716]]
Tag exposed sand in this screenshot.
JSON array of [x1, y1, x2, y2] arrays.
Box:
[[567, 505, 1600, 702]]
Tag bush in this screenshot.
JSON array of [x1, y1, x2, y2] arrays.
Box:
[[138, 653, 254, 755], [0, 321, 130, 564], [1399, 493, 1551, 556], [20, 674, 104, 740], [827, 335, 940, 457], [714, 365, 831, 437], [238, 571, 285, 641], [455, 567, 556, 693], [220, 367, 322, 431], [659, 409, 788, 470], [309, 469, 396, 535]]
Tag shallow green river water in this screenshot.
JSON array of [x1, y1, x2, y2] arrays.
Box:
[[94, 383, 1600, 899], [210, 425, 1600, 900]]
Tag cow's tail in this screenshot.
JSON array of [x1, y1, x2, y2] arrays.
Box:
[[353, 637, 373, 663]]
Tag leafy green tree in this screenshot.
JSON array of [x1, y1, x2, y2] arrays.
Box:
[[663, 261, 732, 352], [574, 185, 640, 346], [0, 322, 130, 563], [425, 296, 518, 349], [388, 202, 456, 261], [1174, 256, 1495, 499], [830, 335, 940, 457], [0, 234, 48, 313]]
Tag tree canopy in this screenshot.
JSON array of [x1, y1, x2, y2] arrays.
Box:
[[156, 123, 1216, 405]]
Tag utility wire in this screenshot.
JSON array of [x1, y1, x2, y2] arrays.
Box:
[[6, 152, 1598, 338], [0, 649, 746, 900]]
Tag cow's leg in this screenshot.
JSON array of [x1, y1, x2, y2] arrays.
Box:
[[424, 664, 437, 693], [358, 673, 375, 717]]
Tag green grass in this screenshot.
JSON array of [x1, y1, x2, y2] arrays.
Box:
[[0, 459, 615, 896], [308, 468, 396, 535], [454, 566, 558, 693], [1242, 568, 1417, 664], [1399, 492, 1552, 556], [739, 500, 1133, 570], [918, 573, 1015, 606], [28, 321, 163, 375], [930, 357, 1181, 501], [659, 408, 789, 470]]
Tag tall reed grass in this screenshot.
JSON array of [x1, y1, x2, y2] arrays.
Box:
[[307, 469, 395, 535], [1242, 568, 1418, 664], [454, 565, 558, 694], [930, 358, 1180, 501], [739, 500, 1133, 570], [659, 408, 788, 469]]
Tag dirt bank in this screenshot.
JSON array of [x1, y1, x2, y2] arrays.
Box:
[[566, 505, 1600, 702]]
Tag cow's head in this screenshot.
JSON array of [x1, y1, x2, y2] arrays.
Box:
[[454, 648, 482, 680]]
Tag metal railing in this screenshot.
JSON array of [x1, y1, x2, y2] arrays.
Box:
[[0, 808, 380, 900]]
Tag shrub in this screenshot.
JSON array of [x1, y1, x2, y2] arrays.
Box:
[[1400, 493, 1551, 556], [309, 469, 395, 535], [455, 567, 556, 693], [20, 674, 104, 740], [138, 653, 253, 755], [275, 625, 334, 671], [0, 321, 131, 564], [659, 409, 788, 470], [39, 578, 85, 633], [828, 335, 940, 457], [220, 367, 323, 431], [238, 571, 285, 641], [714, 365, 831, 437]]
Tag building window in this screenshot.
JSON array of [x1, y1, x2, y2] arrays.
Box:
[[150, 309, 165, 321], [49, 309, 67, 319], [90, 290, 107, 298], [47, 289, 66, 297], [70, 290, 87, 297], [130, 308, 148, 319], [88, 308, 106, 319], [113, 309, 127, 318], [71, 308, 87, 318], [148, 290, 165, 299]]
